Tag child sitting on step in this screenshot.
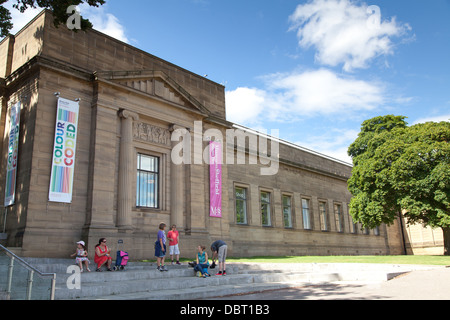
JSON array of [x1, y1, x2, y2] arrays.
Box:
[[71, 240, 91, 272]]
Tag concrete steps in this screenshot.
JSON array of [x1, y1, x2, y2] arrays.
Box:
[[86, 281, 304, 300], [54, 262, 327, 300], [3, 258, 440, 300], [21, 259, 339, 300]]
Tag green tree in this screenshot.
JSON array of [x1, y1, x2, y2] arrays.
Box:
[[0, 0, 105, 37], [348, 115, 450, 255]]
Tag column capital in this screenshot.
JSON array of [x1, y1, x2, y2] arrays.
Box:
[[119, 109, 139, 121], [169, 124, 191, 133]]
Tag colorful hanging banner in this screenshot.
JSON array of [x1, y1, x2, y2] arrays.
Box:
[[209, 141, 222, 218], [48, 97, 79, 203], [4, 102, 21, 207]]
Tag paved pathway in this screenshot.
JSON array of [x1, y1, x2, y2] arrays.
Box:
[[213, 267, 450, 300]]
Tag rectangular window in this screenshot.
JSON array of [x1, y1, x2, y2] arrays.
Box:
[[136, 154, 159, 208], [334, 203, 344, 233], [282, 195, 293, 228], [235, 187, 248, 225], [302, 198, 312, 230], [374, 226, 380, 236], [349, 205, 357, 234], [351, 221, 358, 234], [260, 191, 271, 226], [319, 202, 328, 231]]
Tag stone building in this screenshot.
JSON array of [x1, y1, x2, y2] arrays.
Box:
[[0, 10, 429, 260]]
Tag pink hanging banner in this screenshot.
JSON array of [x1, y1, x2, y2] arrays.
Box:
[[209, 141, 222, 218]]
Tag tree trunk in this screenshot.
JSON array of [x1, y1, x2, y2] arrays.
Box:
[[443, 227, 450, 256]]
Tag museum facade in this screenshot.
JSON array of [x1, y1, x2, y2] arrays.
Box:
[[0, 10, 417, 259]]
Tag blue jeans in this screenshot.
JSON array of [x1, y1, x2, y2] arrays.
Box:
[[154, 242, 166, 258], [194, 264, 210, 274]]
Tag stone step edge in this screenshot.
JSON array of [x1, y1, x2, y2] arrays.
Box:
[[55, 272, 323, 300], [77, 280, 318, 300]]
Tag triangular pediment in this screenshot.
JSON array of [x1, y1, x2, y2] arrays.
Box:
[[94, 70, 210, 116]]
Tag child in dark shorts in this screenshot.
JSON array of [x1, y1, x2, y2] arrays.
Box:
[[155, 223, 168, 272]]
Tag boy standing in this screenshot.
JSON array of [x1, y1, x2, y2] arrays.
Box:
[[168, 224, 181, 265], [155, 223, 168, 272]]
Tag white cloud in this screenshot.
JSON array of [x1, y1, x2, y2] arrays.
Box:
[[289, 0, 411, 72], [268, 68, 384, 115], [226, 87, 267, 125], [79, 4, 129, 43], [294, 128, 358, 163], [4, 2, 42, 34], [225, 0, 414, 162], [226, 68, 384, 124], [412, 115, 450, 125]]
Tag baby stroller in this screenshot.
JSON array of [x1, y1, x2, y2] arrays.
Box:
[[113, 239, 129, 271]]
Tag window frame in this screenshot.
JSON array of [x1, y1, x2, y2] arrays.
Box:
[[348, 203, 358, 234], [334, 203, 344, 233], [260, 190, 272, 227], [319, 201, 328, 232], [136, 153, 160, 209], [234, 185, 249, 225], [282, 194, 293, 229], [301, 197, 313, 230]]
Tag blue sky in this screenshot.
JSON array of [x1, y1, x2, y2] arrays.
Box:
[[6, 0, 450, 163]]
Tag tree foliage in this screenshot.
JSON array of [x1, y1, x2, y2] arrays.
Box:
[[348, 115, 450, 254], [1, 0, 105, 37]]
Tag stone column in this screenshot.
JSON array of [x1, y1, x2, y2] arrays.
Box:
[[117, 109, 139, 229], [169, 124, 189, 231]]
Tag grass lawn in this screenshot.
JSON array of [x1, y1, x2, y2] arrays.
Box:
[[225, 255, 450, 266]]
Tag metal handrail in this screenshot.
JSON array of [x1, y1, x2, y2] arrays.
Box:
[[0, 244, 56, 300]]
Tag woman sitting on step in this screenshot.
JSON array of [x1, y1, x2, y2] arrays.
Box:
[[94, 238, 112, 272]]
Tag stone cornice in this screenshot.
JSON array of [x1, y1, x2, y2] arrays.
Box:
[[94, 70, 211, 117]]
